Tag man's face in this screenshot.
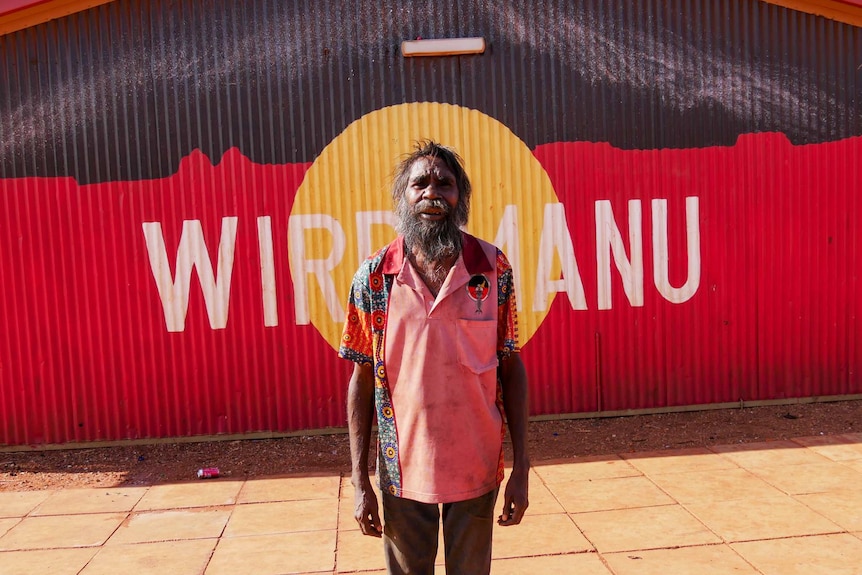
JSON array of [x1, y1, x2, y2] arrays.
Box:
[[403, 156, 460, 222], [396, 155, 464, 261]]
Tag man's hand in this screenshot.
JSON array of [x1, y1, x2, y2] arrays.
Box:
[[497, 467, 529, 526], [353, 476, 383, 537]]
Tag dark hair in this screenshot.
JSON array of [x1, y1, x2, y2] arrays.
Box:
[[390, 140, 472, 226]]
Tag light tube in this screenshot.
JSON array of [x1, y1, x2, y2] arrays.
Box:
[[401, 37, 486, 57]]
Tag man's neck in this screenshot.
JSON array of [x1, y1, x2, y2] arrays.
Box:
[[408, 245, 459, 297]]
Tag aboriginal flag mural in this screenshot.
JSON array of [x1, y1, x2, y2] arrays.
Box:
[[0, 0, 860, 445]]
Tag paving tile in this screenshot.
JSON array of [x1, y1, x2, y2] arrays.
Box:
[[795, 491, 862, 531], [604, 544, 759, 574], [533, 456, 640, 484], [107, 507, 232, 545], [433, 525, 446, 566], [732, 533, 862, 575], [335, 529, 386, 572], [622, 447, 739, 475], [495, 468, 566, 516], [0, 491, 54, 518], [686, 495, 842, 542], [647, 467, 785, 504], [524, 478, 565, 515], [134, 480, 243, 511], [492, 513, 593, 559], [793, 434, 862, 461], [206, 531, 336, 575], [0, 547, 99, 575], [490, 552, 613, 574], [237, 474, 341, 504], [33, 487, 148, 516], [224, 498, 337, 537], [0, 518, 20, 538], [571, 505, 719, 553], [0, 513, 126, 550], [711, 441, 832, 468], [81, 539, 217, 575], [840, 459, 862, 474], [747, 461, 862, 495], [548, 476, 674, 513]]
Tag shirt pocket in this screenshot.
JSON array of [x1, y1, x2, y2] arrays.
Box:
[[456, 319, 499, 375]]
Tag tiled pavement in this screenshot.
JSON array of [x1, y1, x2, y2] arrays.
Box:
[[2, 433, 862, 574]]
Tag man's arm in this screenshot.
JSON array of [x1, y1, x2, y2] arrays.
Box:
[[498, 352, 530, 526], [347, 362, 382, 537]]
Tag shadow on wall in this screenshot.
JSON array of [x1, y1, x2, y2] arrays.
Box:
[[0, 0, 859, 182]]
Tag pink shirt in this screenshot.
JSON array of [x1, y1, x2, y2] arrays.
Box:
[[382, 237, 503, 503], [339, 233, 519, 504]]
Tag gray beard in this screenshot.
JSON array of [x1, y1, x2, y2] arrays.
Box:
[[396, 199, 463, 264]]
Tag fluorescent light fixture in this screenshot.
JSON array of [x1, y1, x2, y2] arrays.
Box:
[[401, 37, 486, 57]]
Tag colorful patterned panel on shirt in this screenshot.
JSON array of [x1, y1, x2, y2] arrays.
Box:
[[496, 249, 519, 360], [339, 246, 402, 495]]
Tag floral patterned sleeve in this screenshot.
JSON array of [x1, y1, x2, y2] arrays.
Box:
[[338, 265, 375, 366], [496, 249, 520, 359]]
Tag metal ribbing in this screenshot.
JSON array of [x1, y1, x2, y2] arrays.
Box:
[[0, 0, 860, 446]]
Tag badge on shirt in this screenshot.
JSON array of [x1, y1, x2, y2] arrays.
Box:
[[467, 274, 491, 314]]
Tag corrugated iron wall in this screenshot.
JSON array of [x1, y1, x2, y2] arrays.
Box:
[[0, 0, 860, 446]]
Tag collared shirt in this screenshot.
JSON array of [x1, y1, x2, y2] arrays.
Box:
[[340, 233, 519, 503]]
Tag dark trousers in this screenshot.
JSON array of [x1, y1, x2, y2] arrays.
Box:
[[381, 489, 498, 575]]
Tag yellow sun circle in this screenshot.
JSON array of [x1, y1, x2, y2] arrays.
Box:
[[290, 102, 560, 350]]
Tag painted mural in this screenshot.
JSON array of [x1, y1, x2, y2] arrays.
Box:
[[0, 0, 860, 445]]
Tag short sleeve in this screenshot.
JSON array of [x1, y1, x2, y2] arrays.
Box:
[[338, 267, 375, 365], [496, 249, 519, 358]]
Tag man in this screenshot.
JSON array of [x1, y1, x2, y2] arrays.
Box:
[[339, 140, 529, 575]]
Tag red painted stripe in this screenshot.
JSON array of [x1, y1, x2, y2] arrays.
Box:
[[1, 136, 860, 445]]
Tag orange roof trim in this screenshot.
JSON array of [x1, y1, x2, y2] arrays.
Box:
[[761, 0, 862, 26], [0, 0, 861, 37], [0, 0, 114, 36]]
